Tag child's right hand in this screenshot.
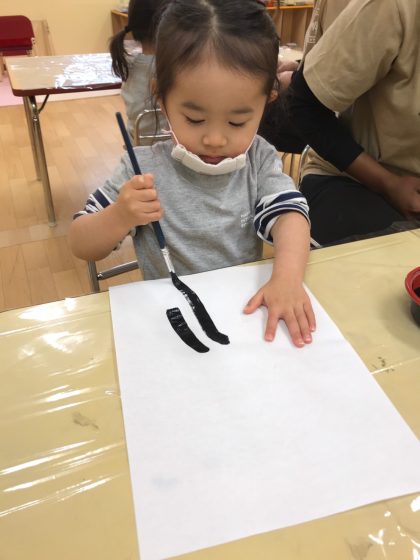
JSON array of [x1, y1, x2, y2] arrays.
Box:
[[113, 173, 164, 229]]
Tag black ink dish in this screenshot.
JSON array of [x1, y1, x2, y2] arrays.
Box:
[[405, 266, 420, 326]]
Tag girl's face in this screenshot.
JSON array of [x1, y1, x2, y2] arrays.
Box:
[[161, 59, 273, 164]]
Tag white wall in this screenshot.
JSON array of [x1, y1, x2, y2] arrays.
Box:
[[2, 0, 119, 54]]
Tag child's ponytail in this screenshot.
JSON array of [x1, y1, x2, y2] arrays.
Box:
[[110, 27, 131, 82]]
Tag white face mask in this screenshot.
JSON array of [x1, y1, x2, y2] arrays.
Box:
[[171, 144, 248, 175], [165, 118, 254, 176]]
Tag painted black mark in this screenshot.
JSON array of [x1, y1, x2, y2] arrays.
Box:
[[166, 308, 210, 353], [170, 272, 230, 345]]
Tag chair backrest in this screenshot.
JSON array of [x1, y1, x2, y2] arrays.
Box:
[[0, 15, 35, 55], [133, 108, 171, 146], [295, 145, 322, 249]]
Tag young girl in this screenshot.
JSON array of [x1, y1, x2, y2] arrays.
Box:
[[109, 0, 168, 142], [70, 0, 316, 347]]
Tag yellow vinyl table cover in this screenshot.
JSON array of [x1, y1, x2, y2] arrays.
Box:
[[1, 230, 419, 559]]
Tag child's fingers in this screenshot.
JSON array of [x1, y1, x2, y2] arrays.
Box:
[[119, 185, 160, 205], [243, 291, 263, 314], [265, 309, 304, 346], [137, 188, 159, 203], [295, 306, 312, 344], [116, 184, 163, 226], [281, 311, 305, 347], [265, 306, 313, 347], [304, 300, 316, 332], [264, 309, 281, 342], [130, 173, 155, 190], [141, 200, 162, 214], [143, 209, 164, 221]]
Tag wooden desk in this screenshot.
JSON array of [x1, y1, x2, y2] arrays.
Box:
[[5, 54, 121, 226], [1, 230, 419, 559]]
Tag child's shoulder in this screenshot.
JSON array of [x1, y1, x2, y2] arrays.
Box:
[[253, 134, 278, 153], [131, 140, 173, 169], [248, 134, 280, 163]]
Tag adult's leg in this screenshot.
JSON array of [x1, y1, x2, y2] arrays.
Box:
[[301, 174, 405, 245]]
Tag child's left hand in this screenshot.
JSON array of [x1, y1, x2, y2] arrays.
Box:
[[243, 276, 316, 347]]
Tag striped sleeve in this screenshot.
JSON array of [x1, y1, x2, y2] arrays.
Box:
[[73, 187, 114, 219], [73, 186, 135, 249], [254, 190, 310, 244]]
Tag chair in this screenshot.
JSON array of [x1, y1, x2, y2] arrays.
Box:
[[133, 108, 171, 146], [0, 15, 35, 80], [296, 145, 322, 249], [87, 258, 140, 293], [87, 109, 171, 293]]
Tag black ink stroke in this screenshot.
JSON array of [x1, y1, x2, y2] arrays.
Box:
[[170, 272, 230, 345], [166, 308, 210, 353]]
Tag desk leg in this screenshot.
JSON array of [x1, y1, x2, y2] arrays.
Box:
[[23, 96, 41, 179], [23, 96, 56, 226]]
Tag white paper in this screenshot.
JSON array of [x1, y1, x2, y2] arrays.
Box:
[[109, 263, 420, 560]]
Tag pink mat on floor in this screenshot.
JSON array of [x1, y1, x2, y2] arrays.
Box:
[[0, 75, 22, 106]]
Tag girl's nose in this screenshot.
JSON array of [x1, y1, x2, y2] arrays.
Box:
[[202, 131, 227, 148]]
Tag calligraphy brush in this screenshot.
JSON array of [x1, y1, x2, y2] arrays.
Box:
[[115, 112, 229, 345]]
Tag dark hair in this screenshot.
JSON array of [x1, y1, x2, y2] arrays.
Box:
[[154, 0, 280, 103], [110, 0, 168, 81]]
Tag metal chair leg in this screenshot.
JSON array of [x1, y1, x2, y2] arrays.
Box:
[[87, 261, 101, 293]]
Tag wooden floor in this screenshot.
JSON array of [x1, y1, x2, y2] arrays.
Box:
[[0, 93, 143, 313], [0, 93, 299, 313]]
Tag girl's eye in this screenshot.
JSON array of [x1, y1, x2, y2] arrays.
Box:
[[185, 116, 204, 125], [229, 121, 246, 128]]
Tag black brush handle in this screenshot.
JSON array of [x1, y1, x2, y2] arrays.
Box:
[[115, 112, 166, 250]]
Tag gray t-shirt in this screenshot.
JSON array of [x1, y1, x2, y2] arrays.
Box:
[[76, 135, 309, 280]]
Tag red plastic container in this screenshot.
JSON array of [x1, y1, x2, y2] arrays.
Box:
[[405, 266, 420, 326]]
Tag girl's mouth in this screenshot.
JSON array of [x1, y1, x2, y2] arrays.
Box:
[[199, 155, 226, 165]]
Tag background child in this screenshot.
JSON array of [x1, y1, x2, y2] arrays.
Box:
[[109, 0, 168, 142], [70, 0, 316, 347]]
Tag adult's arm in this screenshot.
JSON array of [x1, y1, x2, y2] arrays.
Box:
[[287, 67, 420, 218], [347, 154, 420, 219], [286, 66, 363, 171]]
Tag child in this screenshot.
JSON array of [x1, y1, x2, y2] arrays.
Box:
[[109, 0, 168, 142], [70, 0, 316, 347]]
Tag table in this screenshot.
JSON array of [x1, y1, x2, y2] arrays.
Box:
[[1, 230, 419, 559], [5, 54, 122, 226]]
